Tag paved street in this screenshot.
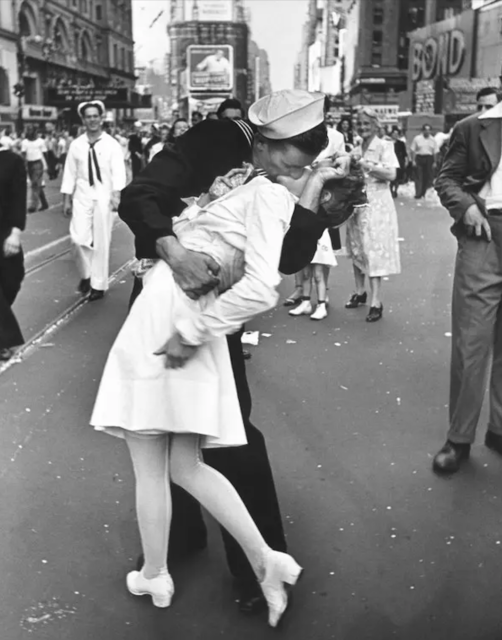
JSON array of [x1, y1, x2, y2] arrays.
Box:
[[1, 187, 501, 640]]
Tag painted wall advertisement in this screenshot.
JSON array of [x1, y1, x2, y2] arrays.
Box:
[[188, 45, 233, 92], [409, 11, 475, 84]]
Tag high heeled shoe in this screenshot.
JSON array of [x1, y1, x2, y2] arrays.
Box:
[[259, 550, 303, 628], [126, 568, 174, 608], [345, 292, 367, 308], [283, 288, 303, 307]]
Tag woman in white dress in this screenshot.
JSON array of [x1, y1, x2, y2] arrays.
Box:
[[91, 90, 338, 627], [345, 107, 401, 322]]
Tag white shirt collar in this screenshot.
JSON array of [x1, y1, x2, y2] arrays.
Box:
[[478, 102, 502, 120]]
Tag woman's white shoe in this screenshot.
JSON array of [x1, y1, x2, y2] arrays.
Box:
[[259, 551, 303, 628], [310, 303, 328, 321], [126, 569, 174, 608], [289, 300, 313, 317]]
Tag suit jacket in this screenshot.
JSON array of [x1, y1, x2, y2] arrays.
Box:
[[0, 149, 27, 241], [435, 104, 502, 236]]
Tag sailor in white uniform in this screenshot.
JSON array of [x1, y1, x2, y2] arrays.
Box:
[[61, 100, 126, 300]]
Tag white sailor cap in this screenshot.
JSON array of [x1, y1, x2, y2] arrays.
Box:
[[77, 100, 106, 119], [248, 90, 325, 140]]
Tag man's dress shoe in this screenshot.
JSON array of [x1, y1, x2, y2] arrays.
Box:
[[432, 441, 470, 474], [234, 577, 267, 615], [88, 288, 105, 302], [485, 430, 502, 455], [78, 278, 91, 295]]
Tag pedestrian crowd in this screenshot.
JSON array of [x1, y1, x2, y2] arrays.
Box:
[[0, 83, 501, 630]]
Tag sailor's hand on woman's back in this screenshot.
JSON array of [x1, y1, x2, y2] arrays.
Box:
[[156, 236, 221, 300]]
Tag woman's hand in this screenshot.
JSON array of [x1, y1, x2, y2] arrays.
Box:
[[208, 163, 254, 200], [154, 332, 198, 369]]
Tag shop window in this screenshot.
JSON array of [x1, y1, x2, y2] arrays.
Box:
[[0, 68, 10, 106]]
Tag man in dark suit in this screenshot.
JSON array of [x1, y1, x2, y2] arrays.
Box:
[[433, 96, 502, 473], [0, 143, 27, 361]]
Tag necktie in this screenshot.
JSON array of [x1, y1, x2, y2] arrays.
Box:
[[88, 139, 102, 186]]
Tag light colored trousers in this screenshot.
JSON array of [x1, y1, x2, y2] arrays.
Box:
[[70, 197, 114, 291]]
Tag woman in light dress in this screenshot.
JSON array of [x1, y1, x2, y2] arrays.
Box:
[[345, 107, 401, 323]]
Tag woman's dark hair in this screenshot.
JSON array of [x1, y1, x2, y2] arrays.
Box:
[[258, 122, 328, 156], [167, 118, 188, 143], [337, 116, 352, 132], [321, 157, 368, 228]]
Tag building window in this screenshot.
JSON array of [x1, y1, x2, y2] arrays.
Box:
[[373, 6, 383, 25], [0, 68, 10, 106], [372, 30, 383, 47], [371, 51, 382, 66], [121, 48, 126, 70], [113, 43, 118, 68], [96, 4, 102, 20], [499, 15, 502, 35], [128, 50, 133, 72]]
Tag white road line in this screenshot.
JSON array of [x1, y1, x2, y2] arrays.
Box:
[[25, 234, 70, 260]]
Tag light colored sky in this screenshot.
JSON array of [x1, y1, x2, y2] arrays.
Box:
[[132, 0, 309, 90]]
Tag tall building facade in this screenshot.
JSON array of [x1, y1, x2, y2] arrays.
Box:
[[343, 0, 428, 107], [10, 0, 136, 128], [0, 1, 20, 127], [168, 0, 250, 116], [294, 0, 348, 97]]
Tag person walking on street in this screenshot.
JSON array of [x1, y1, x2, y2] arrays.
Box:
[[390, 127, 408, 198], [0, 141, 27, 361], [21, 128, 49, 213], [61, 101, 126, 301], [345, 107, 401, 323], [410, 124, 438, 199], [433, 97, 502, 474]]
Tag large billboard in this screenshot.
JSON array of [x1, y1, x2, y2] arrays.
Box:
[[409, 11, 475, 83], [188, 45, 233, 92]]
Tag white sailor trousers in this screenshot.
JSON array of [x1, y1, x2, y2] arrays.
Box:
[[70, 191, 114, 291]]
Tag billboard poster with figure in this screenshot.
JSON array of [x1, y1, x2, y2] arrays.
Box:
[[188, 45, 234, 92]]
